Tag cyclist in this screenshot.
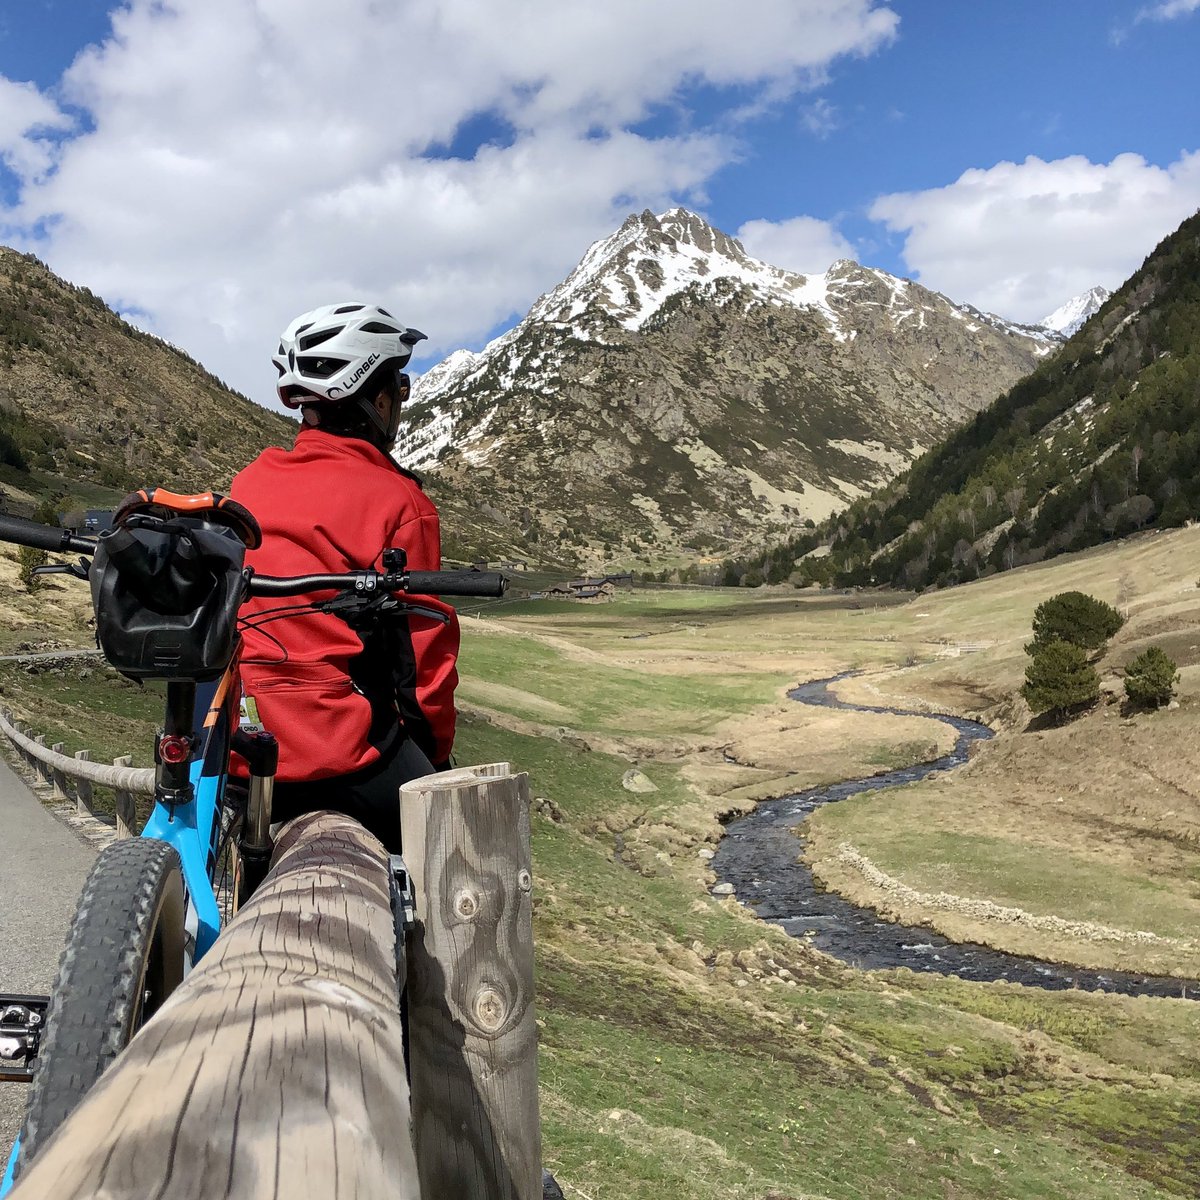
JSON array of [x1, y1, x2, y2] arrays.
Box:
[[229, 303, 458, 853]]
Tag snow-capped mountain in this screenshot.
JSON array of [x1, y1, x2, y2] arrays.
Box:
[[398, 209, 1052, 566], [1039, 286, 1112, 338]]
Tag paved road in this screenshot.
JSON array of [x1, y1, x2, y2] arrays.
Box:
[[0, 756, 95, 1161]]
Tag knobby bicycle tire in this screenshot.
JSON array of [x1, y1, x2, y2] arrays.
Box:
[[14, 837, 186, 1177]]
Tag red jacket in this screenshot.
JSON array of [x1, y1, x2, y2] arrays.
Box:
[[230, 427, 459, 782]]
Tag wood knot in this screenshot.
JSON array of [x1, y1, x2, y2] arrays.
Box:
[[454, 889, 480, 921], [517, 869, 532, 892], [473, 986, 508, 1033]]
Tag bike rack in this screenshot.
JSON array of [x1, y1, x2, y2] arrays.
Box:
[[0, 995, 49, 1084]]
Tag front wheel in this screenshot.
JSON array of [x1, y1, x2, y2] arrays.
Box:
[[14, 838, 185, 1177]]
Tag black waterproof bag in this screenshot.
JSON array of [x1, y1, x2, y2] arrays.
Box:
[[89, 490, 260, 682]]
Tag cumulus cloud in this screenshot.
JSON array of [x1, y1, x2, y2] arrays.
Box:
[[0, 78, 73, 184], [0, 0, 898, 405], [869, 151, 1200, 323], [736, 215, 856, 274]]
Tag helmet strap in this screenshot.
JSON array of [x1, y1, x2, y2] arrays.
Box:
[[356, 393, 391, 440]]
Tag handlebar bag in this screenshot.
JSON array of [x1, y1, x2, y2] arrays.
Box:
[[90, 498, 255, 682]]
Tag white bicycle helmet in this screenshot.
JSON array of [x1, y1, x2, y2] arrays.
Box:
[[273, 303, 426, 407]]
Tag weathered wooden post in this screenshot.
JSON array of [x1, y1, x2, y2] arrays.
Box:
[[112, 753, 136, 837], [73, 750, 94, 816], [400, 763, 542, 1200], [32, 734, 49, 786], [48, 743, 68, 801], [17, 722, 36, 772], [9, 716, 31, 768], [9, 811, 420, 1200]]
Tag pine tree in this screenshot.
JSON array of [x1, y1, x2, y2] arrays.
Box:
[[1123, 646, 1179, 709], [1028, 591, 1123, 654], [1021, 638, 1100, 719]]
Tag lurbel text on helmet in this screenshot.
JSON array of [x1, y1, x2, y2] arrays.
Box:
[[328, 352, 380, 398]]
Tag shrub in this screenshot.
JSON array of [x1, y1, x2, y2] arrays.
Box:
[[1123, 646, 1179, 709], [1028, 591, 1124, 653], [1021, 638, 1100, 719], [17, 545, 47, 591]]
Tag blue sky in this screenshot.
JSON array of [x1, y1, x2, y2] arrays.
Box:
[[0, 1, 1197, 407]]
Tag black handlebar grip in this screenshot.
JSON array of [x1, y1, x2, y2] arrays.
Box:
[[407, 570, 508, 598], [0, 514, 95, 555]]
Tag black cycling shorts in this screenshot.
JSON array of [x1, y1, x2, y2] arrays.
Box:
[[271, 736, 435, 854]]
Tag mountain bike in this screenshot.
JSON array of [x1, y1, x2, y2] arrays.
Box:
[[0, 489, 505, 1191]]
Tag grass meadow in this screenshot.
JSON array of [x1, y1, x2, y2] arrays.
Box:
[[4, 530, 1200, 1195]]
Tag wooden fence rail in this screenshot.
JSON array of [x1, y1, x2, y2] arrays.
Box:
[[9, 811, 422, 1199], [7, 765, 544, 1200], [0, 706, 151, 835]]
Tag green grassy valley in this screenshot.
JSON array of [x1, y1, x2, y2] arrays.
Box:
[[5, 529, 1200, 1197]]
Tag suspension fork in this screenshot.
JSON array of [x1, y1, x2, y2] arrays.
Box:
[[230, 727, 278, 902]]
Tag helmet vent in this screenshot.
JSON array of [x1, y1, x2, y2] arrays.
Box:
[[297, 355, 348, 379], [297, 327, 342, 351], [334, 304, 364, 314], [360, 321, 401, 334]]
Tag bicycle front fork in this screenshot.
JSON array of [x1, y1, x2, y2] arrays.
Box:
[[231, 728, 278, 904]]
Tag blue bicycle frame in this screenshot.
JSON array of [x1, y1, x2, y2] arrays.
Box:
[[145, 675, 238, 967], [2, 672, 240, 1194]]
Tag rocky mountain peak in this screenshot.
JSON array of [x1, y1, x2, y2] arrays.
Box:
[[399, 209, 1058, 566], [1039, 286, 1112, 337], [525, 206, 812, 335]]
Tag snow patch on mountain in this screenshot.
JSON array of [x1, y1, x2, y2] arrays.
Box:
[[401, 207, 1056, 472], [526, 206, 854, 341], [1040, 286, 1112, 337]]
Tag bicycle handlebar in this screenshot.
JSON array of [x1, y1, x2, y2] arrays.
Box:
[[247, 569, 508, 599], [0, 514, 97, 556], [407, 570, 507, 598], [0, 514, 509, 599]]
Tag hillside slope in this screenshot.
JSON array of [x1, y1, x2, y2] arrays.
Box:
[[0, 246, 296, 510], [760, 208, 1200, 591]]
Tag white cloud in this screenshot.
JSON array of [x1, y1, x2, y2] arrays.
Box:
[[0, 78, 73, 184], [0, 0, 898, 406], [869, 152, 1200, 323], [1136, 0, 1200, 21], [736, 215, 855, 274], [800, 99, 840, 139]]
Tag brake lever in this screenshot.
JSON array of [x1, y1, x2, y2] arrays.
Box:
[[31, 558, 91, 581], [317, 592, 450, 627], [389, 602, 451, 626]]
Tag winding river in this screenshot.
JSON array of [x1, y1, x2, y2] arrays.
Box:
[[712, 675, 1199, 1000]]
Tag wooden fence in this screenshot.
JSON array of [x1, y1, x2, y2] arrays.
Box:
[[0, 706, 152, 837], [5, 761, 543, 1200]]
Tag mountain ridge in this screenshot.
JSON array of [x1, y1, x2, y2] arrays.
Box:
[[399, 208, 1054, 566], [750, 209, 1200, 592]]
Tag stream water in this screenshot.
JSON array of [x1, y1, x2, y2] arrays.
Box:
[[712, 675, 1199, 1000]]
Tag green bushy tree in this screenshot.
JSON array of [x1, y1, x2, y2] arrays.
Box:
[[1123, 646, 1179, 709], [1028, 590, 1124, 654], [1021, 638, 1100, 719]]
